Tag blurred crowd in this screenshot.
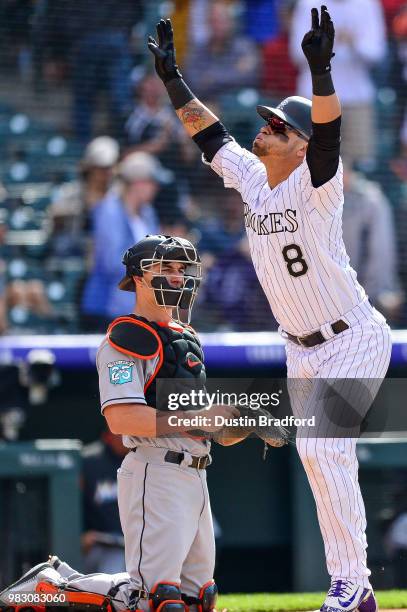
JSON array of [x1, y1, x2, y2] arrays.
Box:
[[0, 0, 406, 334]]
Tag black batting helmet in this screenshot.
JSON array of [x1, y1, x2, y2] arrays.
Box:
[[256, 96, 312, 141]]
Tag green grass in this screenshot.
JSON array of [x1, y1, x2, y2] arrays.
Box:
[[217, 590, 407, 611]]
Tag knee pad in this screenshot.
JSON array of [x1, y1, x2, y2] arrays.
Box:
[[149, 582, 186, 611], [182, 580, 218, 612]]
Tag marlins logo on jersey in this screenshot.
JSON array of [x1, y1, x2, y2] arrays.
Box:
[[108, 360, 134, 385]]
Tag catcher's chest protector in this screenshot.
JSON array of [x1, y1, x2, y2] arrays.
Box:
[[108, 314, 206, 410]]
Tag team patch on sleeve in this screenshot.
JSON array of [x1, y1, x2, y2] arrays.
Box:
[[108, 360, 134, 385]]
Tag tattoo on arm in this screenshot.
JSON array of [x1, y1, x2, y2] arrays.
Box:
[[176, 99, 218, 136], [180, 104, 207, 131]]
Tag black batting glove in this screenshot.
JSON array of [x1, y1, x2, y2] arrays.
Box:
[[148, 18, 182, 83], [301, 5, 335, 75]]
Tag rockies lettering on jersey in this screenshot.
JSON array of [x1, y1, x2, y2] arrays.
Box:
[[244, 205, 299, 235], [210, 141, 367, 336]]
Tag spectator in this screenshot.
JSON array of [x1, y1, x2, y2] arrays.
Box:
[[290, 0, 387, 164], [196, 189, 245, 257], [49, 136, 119, 258], [199, 236, 276, 331], [392, 5, 407, 151], [376, 3, 407, 176], [181, 0, 211, 52], [124, 70, 197, 172], [124, 72, 179, 161], [342, 164, 403, 324], [0, 0, 33, 76], [81, 428, 128, 573], [381, 0, 406, 32], [6, 279, 54, 332], [242, 0, 280, 45], [159, 213, 192, 241], [262, 1, 298, 98], [80, 152, 167, 330], [40, 1, 144, 141], [184, 1, 260, 99]]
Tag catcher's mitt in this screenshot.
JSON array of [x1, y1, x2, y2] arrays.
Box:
[[240, 405, 290, 447], [212, 405, 290, 449]]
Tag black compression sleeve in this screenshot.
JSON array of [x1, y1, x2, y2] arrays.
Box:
[[306, 116, 341, 188], [165, 77, 195, 110], [192, 121, 234, 163]]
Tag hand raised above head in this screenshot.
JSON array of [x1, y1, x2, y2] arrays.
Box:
[[301, 5, 335, 75], [148, 18, 182, 83]]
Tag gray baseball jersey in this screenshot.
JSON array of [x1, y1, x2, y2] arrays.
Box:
[[97, 336, 210, 456], [210, 140, 367, 336]]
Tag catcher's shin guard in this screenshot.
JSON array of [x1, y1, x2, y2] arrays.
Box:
[[182, 581, 218, 612], [149, 582, 186, 611], [198, 581, 218, 612]]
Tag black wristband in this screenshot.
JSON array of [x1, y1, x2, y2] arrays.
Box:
[[311, 72, 335, 96], [165, 77, 195, 110]]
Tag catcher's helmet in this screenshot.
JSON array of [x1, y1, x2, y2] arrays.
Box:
[[256, 96, 312, 141], [119, 235, 202, 322]]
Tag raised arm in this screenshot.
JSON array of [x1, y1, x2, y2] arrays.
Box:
[[148, 19, 233, 162], [301, 5, 340, 123], [301, 5, 341, 187]]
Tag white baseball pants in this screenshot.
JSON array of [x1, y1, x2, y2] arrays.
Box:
[[286, 301, 392, 588]]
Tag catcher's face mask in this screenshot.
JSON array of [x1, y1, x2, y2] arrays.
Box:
[[139, 238, 202, 324]]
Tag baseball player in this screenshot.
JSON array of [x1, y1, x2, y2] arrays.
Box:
[[0, 235, 250, 611], [146, 7, 392, 612]]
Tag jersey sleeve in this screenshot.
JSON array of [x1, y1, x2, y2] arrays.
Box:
[[209, 140, 266, 199], [299, 155, 344, 219], [96, 341, 157, 414]]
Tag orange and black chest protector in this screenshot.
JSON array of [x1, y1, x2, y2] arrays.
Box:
[[107, 314, 206, 411]]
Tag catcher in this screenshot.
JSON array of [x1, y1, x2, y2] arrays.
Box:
[[0, 234, 286, 612]]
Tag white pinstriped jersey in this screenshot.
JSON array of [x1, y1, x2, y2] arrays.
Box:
[[210, 141, 367, 336]]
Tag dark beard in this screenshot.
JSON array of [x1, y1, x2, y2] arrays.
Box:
[[252, 132, 289, 157], [252, 141, 267, 157]]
